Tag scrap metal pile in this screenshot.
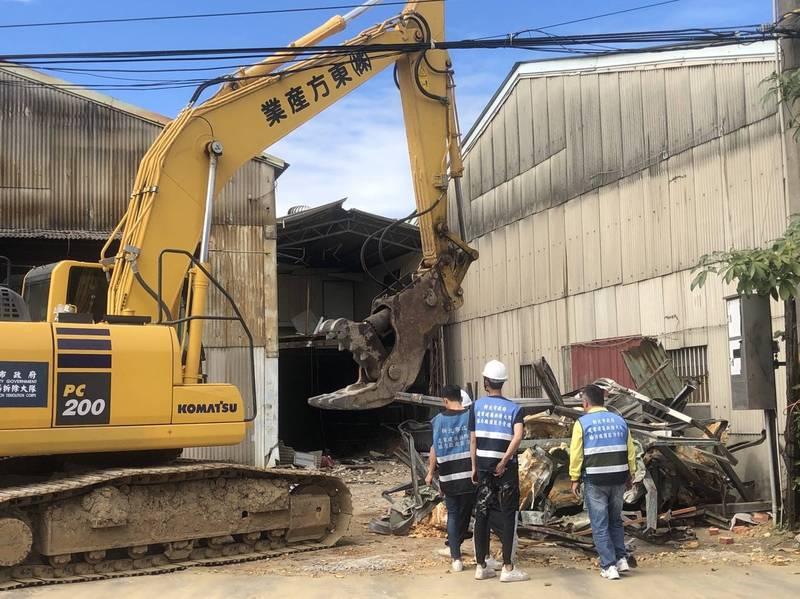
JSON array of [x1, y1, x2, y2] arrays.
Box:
[[373, 339, 769, 552]]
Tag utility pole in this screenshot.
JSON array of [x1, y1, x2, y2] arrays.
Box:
[[777, 0, 800, 528]]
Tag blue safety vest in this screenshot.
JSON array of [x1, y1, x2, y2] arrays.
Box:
[[472, 396, 521, 472], [578, 409, 630, 485], [432, 410, 473, 495]]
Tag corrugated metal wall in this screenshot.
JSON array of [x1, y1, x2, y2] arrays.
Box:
[[447, 51, 788, 446], [1, 65, 280, 466]]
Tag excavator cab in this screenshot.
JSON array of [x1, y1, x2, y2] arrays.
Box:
[[22, 261, 108, 323]]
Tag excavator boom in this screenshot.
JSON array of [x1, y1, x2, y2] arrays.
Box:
[[102, 0, 476, 410]]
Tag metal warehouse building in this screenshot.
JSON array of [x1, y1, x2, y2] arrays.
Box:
[[445, 42, 787, 491], [0, 64, 285, 467]]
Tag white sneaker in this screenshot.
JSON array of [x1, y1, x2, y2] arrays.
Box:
[[601, 565, 620, 580], [616, 557, 630, 572], [484, 556, 503, 571], [451, 559, 464, 573], [500, 567, 530, 583], [474, 564, 497, 580]]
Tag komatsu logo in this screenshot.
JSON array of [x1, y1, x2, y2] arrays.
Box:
[[177, 402, 238, 414]]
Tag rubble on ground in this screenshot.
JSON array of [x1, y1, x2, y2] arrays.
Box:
[[375, 340, 774, 558]]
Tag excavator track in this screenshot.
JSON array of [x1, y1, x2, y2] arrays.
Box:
[[0, 460, 352, 591]]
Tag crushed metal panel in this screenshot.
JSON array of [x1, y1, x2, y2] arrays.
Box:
[[569, 336, 640, 389], [621, 337, 685, 403]]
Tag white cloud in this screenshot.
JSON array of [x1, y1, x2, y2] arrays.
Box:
[[269, 69, 493, 218]]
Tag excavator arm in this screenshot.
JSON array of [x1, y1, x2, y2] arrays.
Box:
[[101, 0, 476, 410]]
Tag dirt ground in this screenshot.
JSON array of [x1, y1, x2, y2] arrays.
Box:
[[12, 458, 800, 598]]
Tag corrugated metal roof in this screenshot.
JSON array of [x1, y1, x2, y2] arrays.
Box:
[[463, 41, 776, 153]]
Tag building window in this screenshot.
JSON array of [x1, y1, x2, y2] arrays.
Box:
[[667, 345, 709, 404], [520, 364, 543, 398]]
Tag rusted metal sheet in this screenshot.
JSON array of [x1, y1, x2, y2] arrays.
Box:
[[569, 336, 641, 389], [0, 65, 279, 238]]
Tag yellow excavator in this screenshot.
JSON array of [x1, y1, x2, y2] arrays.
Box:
[[0, 0, 476, 587]]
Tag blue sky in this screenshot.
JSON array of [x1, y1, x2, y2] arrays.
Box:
[[1, 0, 772, 217]]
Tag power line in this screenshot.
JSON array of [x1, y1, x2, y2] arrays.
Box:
[[470, 0, 683, 41], [0, 0, 448, 30]]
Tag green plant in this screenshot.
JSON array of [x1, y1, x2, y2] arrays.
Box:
[[691, 215, 800, 300], [764, 70, 800, 141]]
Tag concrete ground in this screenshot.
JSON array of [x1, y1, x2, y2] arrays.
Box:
[[10, 564, 800, 599]]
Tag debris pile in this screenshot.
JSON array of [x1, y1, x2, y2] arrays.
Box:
[[377, 339, 771, 557]]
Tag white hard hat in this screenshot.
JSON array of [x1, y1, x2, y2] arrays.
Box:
[[481, 359, 508, 382], [460, 389, 472, 407]]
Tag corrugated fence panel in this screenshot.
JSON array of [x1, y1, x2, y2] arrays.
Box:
[[505, 91, 521, 180], [532, 211, 550, 304], [509, 170, 523, 223], [483, 187, 496, 233], [531, 78, 550, 166], [638, 277, 665, 336], [580, 73, 602, 193], [494, 180, 509, 229], [548, 203, 567, 299], [564, 75, 584, 201], [206, 225, 268, 348], [506, 220, 521, 309], [519, 305, 535, 365], [598, 72, 623, 187], [722, 125, 755, 250], [517, 78, 535, 173], [748, 116, 786, 244], [478, 231, 494, 317], [619, 71, 645, 176], [642, 161, 672, 278], [619, 171, 647, 283], [692, 138, 726, 259], [551, 148, 568, 206], [564, 196, 585, 295], [491, 104, 507, 188], [568, 291, 596, 343], [715, 62, 747, 135], [468, 139, 482, 202], [661, 272, 685, 336], [665, 67, 694, 158], [745, 60, 777, 125], [681, 269, 709, 331], [667, 149, 698, 271], [640, 68, 668, 166], [581, 189, 602, 291], [598, 181, 622, 287], [689, 64, 718, 146], [492, 227, 508, 312], [480, 130, 494, 196], [521, 163, 538, 217], [615, 282, 641, 337], [520, 214, 536, 306], [593, 286, 618, 340], [533, 156, 552, 214], [547, 77, 566, 158]]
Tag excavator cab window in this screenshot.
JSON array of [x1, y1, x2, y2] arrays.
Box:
[[23, 262, 108, 323]]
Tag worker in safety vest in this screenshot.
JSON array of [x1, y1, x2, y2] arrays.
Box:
[[469, 360, 528, 583], [569, 383, 637, 581]]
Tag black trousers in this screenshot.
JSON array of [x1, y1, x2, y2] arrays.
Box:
[[474, 462, 519, 566]]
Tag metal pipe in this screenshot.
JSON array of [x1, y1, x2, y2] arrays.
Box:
[[344, 0, 383, 23], [764, 409, 782, 520], [199, 141, 223, 263]]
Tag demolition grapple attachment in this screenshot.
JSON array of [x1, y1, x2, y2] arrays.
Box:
[[308, 267, 454, 411]]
